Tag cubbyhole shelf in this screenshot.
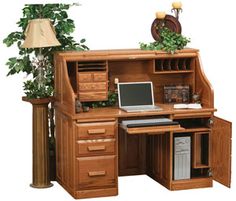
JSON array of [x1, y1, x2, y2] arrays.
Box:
[[191, 168, 210, 178], [78, 61, 107, 72], [176, 118, 210, 131], [154, 58, 194, 74], [192, 132, 210, 168]]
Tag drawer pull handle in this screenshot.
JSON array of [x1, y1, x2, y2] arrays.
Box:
[[88, 171, 106, 177], [88, 146, 106, 151], [88, 129, 106, 135]]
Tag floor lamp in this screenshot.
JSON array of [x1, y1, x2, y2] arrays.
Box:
[[22, 18, 60, 188]]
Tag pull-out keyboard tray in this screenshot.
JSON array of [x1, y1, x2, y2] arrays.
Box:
[[121, 118, 184, 135]]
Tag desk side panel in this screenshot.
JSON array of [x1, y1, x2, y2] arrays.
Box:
[[54, 54, 76, 115], [147, 133, 171, 188], [195, 53, 214, 108], [55, 111, 75, 193]]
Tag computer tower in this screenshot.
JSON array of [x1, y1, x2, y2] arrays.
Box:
[[174, 136, 191, 180]]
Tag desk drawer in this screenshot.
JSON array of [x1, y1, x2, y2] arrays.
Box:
[[76, 155, 117, 189], [93, 72, 107, 82], [76, 121, 116, 139], [78, 73, 93, 82], [173, 112, 212, 119], [78, 82, 107, 91], [76, 139, 115, 156], [79, 91, 107, 101]]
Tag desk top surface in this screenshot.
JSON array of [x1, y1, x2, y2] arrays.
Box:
[[72, 104, 216, 121]]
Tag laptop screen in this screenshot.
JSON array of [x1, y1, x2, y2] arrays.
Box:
[[118, 82, 154, 107]]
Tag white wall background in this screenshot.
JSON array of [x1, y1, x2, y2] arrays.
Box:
[[0, 0, 235, 200]]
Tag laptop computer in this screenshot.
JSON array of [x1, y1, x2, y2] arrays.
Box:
[[117, 81, 162, 112]]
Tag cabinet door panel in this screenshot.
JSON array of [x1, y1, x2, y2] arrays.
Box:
[[212, 116, 232, 187]]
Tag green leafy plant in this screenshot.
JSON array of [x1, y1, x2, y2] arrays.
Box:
[[3, 3, 89, 98], [140, 27, 190, 54]]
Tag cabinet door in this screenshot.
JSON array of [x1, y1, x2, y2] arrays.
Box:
[[211, 116, 232, 187]]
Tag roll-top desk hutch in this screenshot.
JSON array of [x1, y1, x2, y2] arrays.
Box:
[[54, 49, 232, 199]]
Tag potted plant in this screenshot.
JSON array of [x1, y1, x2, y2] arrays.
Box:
[[140, 27, 190, 54], [3, 3, 88, 187]]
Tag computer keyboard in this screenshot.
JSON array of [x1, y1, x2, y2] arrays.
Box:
[[121, 118, 179, 128]]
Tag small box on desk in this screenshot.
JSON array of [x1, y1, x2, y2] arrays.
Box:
[[164, 85, 190, 103]]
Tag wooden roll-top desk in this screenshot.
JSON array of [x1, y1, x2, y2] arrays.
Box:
[[54, 49, 231, 199]]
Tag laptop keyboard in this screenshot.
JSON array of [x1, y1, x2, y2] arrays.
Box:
[[122, 105, 161, 112]]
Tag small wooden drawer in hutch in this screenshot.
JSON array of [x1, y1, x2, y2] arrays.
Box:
[[77, 61, 108, 101], [78, 82, 107, 91]]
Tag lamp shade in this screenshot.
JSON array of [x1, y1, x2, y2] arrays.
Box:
[[22, 18, 61, 48]]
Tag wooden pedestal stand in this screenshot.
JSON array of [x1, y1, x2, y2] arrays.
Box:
[[22, 97, 53, 188]]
